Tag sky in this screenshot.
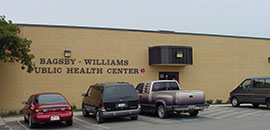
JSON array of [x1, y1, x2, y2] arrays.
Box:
[[0, 0, 269, 38]]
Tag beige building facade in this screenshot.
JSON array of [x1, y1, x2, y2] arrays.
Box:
[[1, 24, 270, 111]]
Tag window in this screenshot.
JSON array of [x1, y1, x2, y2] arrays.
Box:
[[35, 94, 66, 104], [168, 82, 180, 90], [241, 79, 251, 88], [136, 83, 144, 93], [27, 96, 33, 104], [265, 79, 270, 88], [152, 82, 179, 91], [86, 86, 93, 96], [103, 85, 138, 102], [152, 83, 160, 91], [253, 79, 265, 88]]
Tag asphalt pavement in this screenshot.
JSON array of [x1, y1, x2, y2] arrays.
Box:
[[2, 104, 270, 130]]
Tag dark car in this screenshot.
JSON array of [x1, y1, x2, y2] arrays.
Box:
[[82, 82, 140, 123], [22, 93, 73, 128], [230, 77, 270, 109]]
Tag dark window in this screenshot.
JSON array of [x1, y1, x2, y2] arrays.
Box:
[[152, 82, 179, 91], [35, 94, 66, 104], [103, 85, 138, 102], [152, 83, 160, 91], [253, 79, 264, 88], [160, 82, 167, 90], [241, 79, 251, 88], [136, 83, 144, 93], [27, 96, 33, 104], [265, 79, 270, 88], [168, 82, 180, 90], [87, 86, 93, 96]]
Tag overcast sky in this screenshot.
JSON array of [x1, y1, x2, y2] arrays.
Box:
[[1, 0, 269, 38]]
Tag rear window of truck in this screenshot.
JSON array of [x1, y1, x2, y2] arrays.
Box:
[[152, 82, 179, 91]]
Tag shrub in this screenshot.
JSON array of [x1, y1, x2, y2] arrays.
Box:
[[215, 99, 223, 104], [206, 99, 213, 104]]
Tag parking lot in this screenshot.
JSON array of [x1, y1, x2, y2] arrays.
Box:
[[3, 104, 270, 130]]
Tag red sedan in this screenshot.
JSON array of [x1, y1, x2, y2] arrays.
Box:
[[22, 93, 73, 128]]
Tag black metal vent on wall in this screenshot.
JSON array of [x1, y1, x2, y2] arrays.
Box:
[[149, 46, 193, 66]]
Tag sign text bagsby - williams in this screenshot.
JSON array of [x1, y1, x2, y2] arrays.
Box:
[[34, 58, 139, 74]]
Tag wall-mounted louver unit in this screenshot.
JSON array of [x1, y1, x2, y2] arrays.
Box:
[[149, 46, 193, 66]]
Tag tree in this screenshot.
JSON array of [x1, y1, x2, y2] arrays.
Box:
[[0, 15, 34, 72]]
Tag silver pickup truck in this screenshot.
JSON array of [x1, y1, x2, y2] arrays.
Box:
[[135, 80, 209, 118]]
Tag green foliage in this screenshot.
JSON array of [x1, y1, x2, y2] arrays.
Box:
[[72, 104, 77, 110], [206, 99, 214, 104], [215, 99, 223, 104], [0, 15, 34, 72]]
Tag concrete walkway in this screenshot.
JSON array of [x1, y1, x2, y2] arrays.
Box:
[[0, 116, 7, 130]]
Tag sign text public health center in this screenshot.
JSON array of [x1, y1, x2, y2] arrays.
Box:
[[34, 58, 140, 74]]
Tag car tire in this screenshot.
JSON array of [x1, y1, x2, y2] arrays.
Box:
[[96, 111, 104, 123], [266, 99, 270, 110], [231, 97, 240, 107], [82, 105, 89, 117], [66, 120, 73, 126], [130, 115, 138, 120], [157, 104, 168, 119], [28, 115, 36, 128], [252, 103, 259, 108], [189, 110, 199, 117]]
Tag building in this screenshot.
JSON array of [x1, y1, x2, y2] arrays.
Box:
[[1, 24, 270, 111]]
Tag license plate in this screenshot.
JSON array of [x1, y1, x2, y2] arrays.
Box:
[[118, 103, 126, 107], [50, 115, 60, 121]]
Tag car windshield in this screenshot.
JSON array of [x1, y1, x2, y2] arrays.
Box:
[[35, 94, 66, 104], [102, 84, 138, 102]]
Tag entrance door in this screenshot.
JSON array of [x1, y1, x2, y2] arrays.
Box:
[[159, 72, 179, 82]]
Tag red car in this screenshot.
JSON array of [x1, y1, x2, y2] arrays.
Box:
[[22, 93, 73, 128]]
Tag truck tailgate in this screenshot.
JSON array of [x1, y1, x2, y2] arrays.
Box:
[[176, 90, 205, 105]]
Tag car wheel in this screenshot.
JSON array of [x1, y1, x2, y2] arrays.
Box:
[[252, 103, 259, 108], [130, 115, 138, 120], [82, 105, 89, 117], [157, 104, 168, 119], [231, 97, 240, 107], [28, 115, 36, 128], [96, 111, 104, 123], [189, 110, 199, 117], [66, 120, 73, 126], [266, 99, 270, 110]]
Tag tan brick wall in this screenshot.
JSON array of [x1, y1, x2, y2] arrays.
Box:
[[1, 25, 270, 111]]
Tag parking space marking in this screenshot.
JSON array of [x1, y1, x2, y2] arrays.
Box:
[[214, 109, 251, 119], [203, 109, 236, 117], [235, 111, 262, 118], [73, 117, 110, 130], [16, 121, 28, 130], [139, 115, 172, 124], [200, 107, 232, 115]]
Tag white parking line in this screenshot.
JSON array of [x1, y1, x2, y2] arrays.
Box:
[[200, 108, 233, 115], [17, 120, 29, 130], [204, 109, 236, 117], [235, 111, 262, 118], [73, 117, 110, 130], [139, 115, 172, 124], [214, 109, 250, 119]]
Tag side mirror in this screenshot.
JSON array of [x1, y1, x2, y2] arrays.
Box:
[[22, 101, 28, 105], [82, 93, 88, 97]]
